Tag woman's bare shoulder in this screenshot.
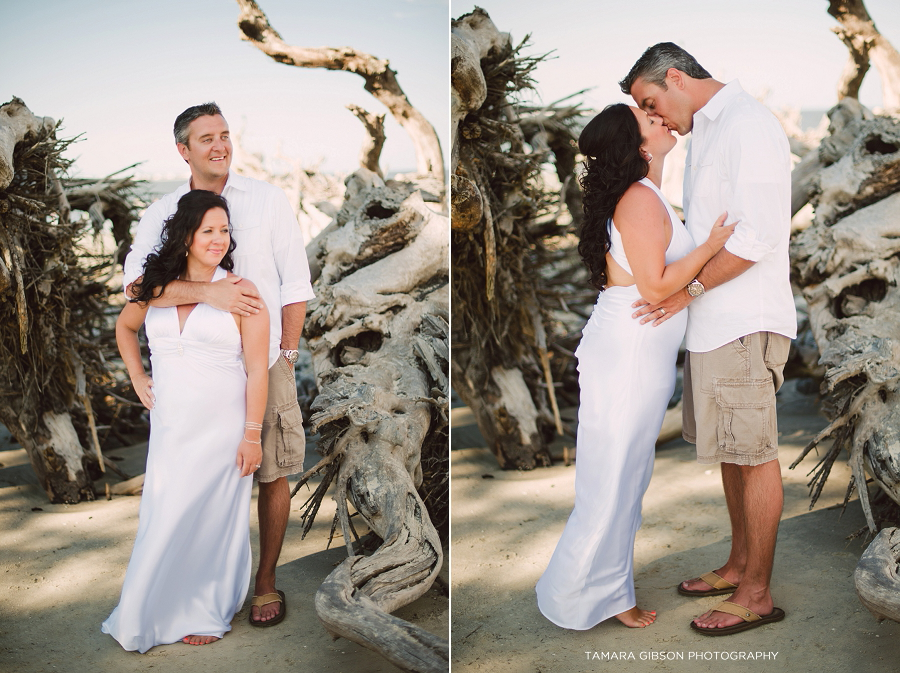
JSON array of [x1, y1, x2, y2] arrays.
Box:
[[616, 181, 665, 224]]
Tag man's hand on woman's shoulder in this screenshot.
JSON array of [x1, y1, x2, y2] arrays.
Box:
[[206, 275, 263, 316]]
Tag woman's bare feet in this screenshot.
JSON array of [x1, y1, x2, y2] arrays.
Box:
[[614, 606, 657, 628], [182, 635, 220, 646]]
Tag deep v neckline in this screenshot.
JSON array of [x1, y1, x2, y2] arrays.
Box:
[[177, 303, 201, 336], [176, 267, 225, 335]]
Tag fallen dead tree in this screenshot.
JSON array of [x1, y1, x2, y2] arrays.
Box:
[[854, 526, 900, 623], [451, 8, 588, 469], [295, 167, 448, 672], [0, 98, 144, 502], [789, 1, 900, 536], [236, 0, 444, 184]]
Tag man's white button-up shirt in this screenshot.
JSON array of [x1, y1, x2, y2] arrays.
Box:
[[123, 171, 316, 368], [683, 80, 797, 353]]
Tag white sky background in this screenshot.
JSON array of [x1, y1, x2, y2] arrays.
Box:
[[1, 0, 450, 180], [452, 0, 900, 116]]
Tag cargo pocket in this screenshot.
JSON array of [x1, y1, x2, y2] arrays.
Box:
[[714, 378, 775, 456], [274, 402, 306, 467]]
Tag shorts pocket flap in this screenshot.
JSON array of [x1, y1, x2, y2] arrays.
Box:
[[276, 403, 304, 429], [714, 378, 772, 409]]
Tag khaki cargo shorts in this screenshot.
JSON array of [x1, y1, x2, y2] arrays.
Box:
[[682, 332, 791, 466], [257, 356, 306, 482]]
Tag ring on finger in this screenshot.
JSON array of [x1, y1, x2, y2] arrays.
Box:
[[659, 308, 667, 316]]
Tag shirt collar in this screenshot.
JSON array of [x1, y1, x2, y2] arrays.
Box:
[[696, 79, 743, 122], [185, 169, 249, 194]]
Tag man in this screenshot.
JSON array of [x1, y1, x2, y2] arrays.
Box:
[[123, 102, 315, 627], [619, 43, 797, 635]]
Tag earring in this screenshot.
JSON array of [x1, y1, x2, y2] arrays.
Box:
[[185, 250, 189, 257], [644, 152, 653, 163]]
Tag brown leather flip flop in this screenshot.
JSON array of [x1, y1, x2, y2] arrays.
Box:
[[677, 570, 738, 597], [690, 600, 785, 636], [249, 589, 286, 627]]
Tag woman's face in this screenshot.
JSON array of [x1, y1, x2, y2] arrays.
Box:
[[187, 207, 230, 266], [630, 106, 676, 160]]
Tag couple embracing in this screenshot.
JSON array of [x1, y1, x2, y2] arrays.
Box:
[[101, 103, 315, 651], [536, 43, 797, 636]]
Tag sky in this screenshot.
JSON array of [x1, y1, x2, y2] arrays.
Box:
[[452, 0, 900, 117], [2, 0, 449, 180]]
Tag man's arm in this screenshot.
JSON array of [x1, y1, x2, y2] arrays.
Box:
[[267, 185, 315, 352], [128, 275, 263, 316], [634, 113, 789, 326], [280, 301, 307, 351], [632, 249, 754, 325]]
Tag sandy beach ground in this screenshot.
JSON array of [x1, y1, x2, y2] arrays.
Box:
[[451, 381, 900, 673], [0, 430, 447, 673]]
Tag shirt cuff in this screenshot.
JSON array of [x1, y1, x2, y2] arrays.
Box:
[[724, 233, 773, 262], [280, 281, 316, 307]]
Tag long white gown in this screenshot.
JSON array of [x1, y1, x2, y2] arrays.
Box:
[[535, 178, 695, 629], [102, 266, 253, 652]]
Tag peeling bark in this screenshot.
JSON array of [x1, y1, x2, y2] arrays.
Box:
[[451, 8, 585, 469], [0, 99, 133, 503]]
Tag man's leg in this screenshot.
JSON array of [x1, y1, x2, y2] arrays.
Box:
[[250, 356, 306, 624], [682, 332, 789, 605], [680, 462, 747, 593], [252, 476, 291, 622], [694, 458, 782, 628]]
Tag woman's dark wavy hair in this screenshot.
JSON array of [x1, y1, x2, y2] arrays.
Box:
[[578, 103, 649, 290], [131, 190, 235, 304]]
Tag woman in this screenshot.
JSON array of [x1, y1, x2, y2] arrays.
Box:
[[535, 104, 735, 629], [102, 190, 269, 651]]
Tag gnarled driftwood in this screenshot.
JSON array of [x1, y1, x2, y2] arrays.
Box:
[[236, 0, 444, 183], [295, 169, 448, 672]]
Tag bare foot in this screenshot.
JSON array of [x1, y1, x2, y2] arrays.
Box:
[[615, 606, 657, 628], [182, 635, 220, 646]]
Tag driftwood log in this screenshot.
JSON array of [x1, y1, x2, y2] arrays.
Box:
[[452, 8, 591, 469], [235, 0, 444, 183], [789, 1, 900, 533], [854, 526, 900, 622], [293, 168, 448, 672], [0, 99, 143, 502]]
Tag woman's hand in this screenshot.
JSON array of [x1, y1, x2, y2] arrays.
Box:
[[131, 373, 155, 410], [236, 438, 263, 478], [704, 211, 738, 254]]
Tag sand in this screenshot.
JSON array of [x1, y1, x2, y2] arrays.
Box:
[[0, 430, 447, 673], [450, 381, 900, 673]]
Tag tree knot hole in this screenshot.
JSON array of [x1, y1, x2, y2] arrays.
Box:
[[365, 202, 398, 220], [864, 138, 898, 155]]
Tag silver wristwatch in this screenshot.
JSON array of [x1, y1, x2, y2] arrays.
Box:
[[686, 279, 706, 297], [281, 349, 300, 364]]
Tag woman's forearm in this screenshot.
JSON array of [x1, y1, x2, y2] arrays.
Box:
[[244, 369, 268, 427], [636, 243, 715, 304]]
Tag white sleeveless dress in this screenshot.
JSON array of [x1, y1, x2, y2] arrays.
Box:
[[102, 266, 253, 652], [535, 178, 695, 629]]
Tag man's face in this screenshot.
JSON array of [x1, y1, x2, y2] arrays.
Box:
[[177, 114, 232, 182], [630, 72, 694, 136]]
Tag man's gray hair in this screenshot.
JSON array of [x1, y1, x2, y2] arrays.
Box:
[[173, 102, 224, 146], [619, 42, 711, 95]]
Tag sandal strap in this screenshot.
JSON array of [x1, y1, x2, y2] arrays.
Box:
[[251, 592, 284, 608], [699, 571, 738, 590], [713, 601, 761, 622]]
